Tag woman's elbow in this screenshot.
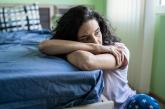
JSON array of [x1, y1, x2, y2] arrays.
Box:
[[67, 50, 97, 70], [78, 52, 98, 70], [38, 40, 49, 53], [80, 58, 97, 70]]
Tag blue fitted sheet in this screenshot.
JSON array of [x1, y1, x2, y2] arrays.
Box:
[[0, 30, 104, 109]]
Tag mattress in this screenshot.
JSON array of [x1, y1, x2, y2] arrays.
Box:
[[0, 30, 104, 109]]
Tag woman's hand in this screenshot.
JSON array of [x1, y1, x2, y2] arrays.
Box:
[[87, 43, 128, 69], [115, 43, 128, 67], [108, 45, 125, 68]]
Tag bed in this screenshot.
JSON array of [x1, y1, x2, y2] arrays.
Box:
[[0, 3, 114, 109]]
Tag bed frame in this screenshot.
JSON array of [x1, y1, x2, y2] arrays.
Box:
[[67, 101, 114, 109], [0, 3, 114, 109], [66, 95, 114, 109], [0, 3, 54, 30]]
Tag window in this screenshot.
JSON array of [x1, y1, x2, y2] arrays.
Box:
[[156, 0, 165, 14], [160, 0, 165, 6]]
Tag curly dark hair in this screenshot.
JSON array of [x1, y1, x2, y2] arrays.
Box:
[[51, 5, 120, 45]]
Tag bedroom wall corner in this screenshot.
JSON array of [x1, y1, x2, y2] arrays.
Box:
[[150, 15, 165, 101]]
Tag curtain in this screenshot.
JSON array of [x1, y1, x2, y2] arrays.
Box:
[[106, 0, 155, 92]]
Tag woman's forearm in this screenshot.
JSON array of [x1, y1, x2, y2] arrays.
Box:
[[38, 39, 110, 55], [38, 39, 93, 55], [67, 50, 117, 70], [67, 43, 129, 70]]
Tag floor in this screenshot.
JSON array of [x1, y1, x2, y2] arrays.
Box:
[[159, 101, 165, 109], [148, 93, 165, 109]]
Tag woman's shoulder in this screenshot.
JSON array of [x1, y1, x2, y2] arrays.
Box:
[[115, 42, 130, 54]]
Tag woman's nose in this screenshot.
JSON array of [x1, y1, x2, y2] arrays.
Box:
[[91, 35, 98, 44]]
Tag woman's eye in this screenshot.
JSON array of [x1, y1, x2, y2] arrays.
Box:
[[79, 37, 89, 42], [83, 37, 90, 41], [95, 30, 100, 36]]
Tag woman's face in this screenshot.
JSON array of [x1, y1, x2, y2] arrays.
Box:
[[77, 19, 102, 45]]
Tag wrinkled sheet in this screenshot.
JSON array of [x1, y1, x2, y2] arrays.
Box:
[[0, 30, 104, 109]]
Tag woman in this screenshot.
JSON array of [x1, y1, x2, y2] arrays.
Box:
[[39, 5, 160, 109]]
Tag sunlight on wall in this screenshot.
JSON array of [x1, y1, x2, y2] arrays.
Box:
[[161, 0, 165, 6], [106, 0, 155, 92], [107, 0, 144, 91]]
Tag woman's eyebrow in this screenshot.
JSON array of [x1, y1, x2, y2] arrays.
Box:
[[95, 27, 100, 32]]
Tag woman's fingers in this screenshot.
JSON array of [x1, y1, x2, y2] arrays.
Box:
[[109, 47, 121, 67], [109, 46, 125, 68], [93, 44, 125, 68], [116, 49, 122, 67], [115, 42, 125, 48], [117, 47, 124, 63], [92, 44, 111, 54]]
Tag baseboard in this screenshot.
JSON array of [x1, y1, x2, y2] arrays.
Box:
[[149, 92, 165, 105]]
